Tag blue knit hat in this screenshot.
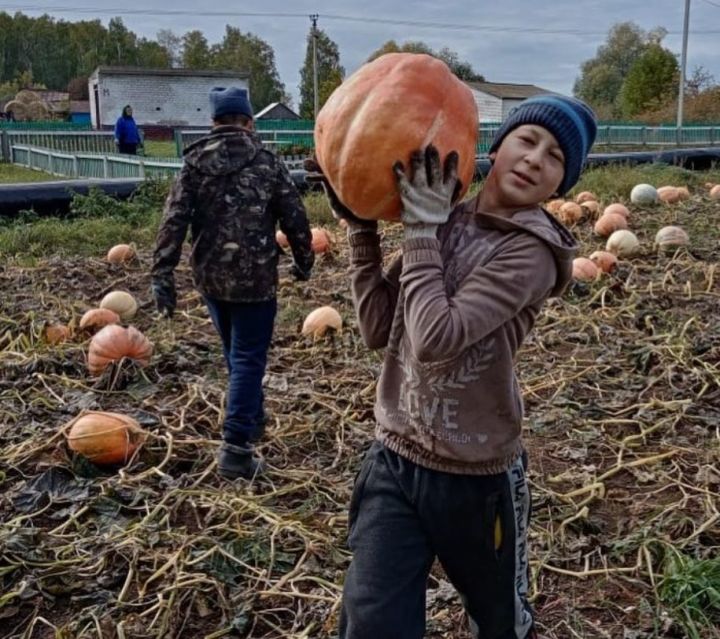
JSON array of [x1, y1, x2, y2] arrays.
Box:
[[488, 94, 597, 196], [209, 87, 253, 119]]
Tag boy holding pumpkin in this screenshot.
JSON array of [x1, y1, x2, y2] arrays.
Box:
[[314, 94, 596, 638], [152, 87, 314, 480]]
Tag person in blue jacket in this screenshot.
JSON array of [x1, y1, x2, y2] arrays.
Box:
[[114, 105, 143, 154]]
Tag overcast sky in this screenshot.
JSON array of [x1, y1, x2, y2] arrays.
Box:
[[5, 0, 720, 108]]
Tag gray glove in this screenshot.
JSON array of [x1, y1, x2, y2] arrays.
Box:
[[393, 145, 461, 240]]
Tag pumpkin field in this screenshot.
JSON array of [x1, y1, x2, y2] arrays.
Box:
[[1, 163, 720, 639]]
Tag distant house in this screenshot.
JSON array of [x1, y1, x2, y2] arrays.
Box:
[[465, 82, 554, 122], [255, 102, 301, 121], [88, 67, 250, 129]]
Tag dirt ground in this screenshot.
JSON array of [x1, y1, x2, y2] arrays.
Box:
[[1, 191, 719, 639]]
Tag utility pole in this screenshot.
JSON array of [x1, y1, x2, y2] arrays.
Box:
[[677, 0, 691, 129], [310, 14, 319, 119]]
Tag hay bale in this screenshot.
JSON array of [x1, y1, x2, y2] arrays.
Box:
[[15, 89, 42, 105], [26, 101, 50, 120], [4, 99, 28, 120]]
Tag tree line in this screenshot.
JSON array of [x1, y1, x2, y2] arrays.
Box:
[[0, 12, 484, 119], [574, 22, 718, 123], [1, 13, 717, 123]]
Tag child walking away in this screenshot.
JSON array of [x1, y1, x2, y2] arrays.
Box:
[[323, 95, 596, 638], [151, 87, 314, 480]]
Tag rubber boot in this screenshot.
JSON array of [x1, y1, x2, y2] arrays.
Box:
[[217, 442, 264, 480]]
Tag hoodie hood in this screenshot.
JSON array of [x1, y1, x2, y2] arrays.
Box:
[[468, 199, 578, 297], [183, 125, 262, 176]]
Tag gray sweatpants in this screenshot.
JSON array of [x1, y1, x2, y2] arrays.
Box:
[[339, 441, 536, 639]]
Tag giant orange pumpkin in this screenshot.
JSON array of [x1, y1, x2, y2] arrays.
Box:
[[87, 325, 153, 376], [314, 53, 478, 221], [66, 411, 145, 465]]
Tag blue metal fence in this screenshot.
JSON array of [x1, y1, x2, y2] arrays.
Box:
[[10, 145, 182, 179]]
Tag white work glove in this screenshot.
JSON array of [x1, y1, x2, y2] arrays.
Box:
[[393, 145, 462, 240]]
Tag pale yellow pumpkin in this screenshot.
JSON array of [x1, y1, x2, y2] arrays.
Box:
[[100, 291, 137, 321], [302, 306, 343, 337]]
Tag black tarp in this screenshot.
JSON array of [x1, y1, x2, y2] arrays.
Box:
[[0, 179, 144, 217], [0, 171, 309, 217]]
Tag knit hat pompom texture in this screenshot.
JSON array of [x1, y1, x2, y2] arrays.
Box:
[[209, 87, 253, 119], [489, 95, 597, 196]]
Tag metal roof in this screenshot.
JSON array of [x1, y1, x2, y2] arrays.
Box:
[[465, 81, 553, 99], [91, 66, 249, 79]]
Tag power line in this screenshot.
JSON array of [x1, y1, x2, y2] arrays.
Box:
[[699, 0, 720, 9], [0, 5, 719, 36], [0, 6, 310, 18]]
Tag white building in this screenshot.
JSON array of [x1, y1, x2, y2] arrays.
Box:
[[88, 67, 250, 129], [465, 82, 554, 122]]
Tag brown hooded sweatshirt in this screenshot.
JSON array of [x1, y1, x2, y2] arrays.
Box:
[[348, 195, 578, 475]]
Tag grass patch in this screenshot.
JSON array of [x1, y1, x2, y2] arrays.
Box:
[[0, 215, 161, 265], [2, 164, 718, 262], [570, 163, 720, 202], [659, 547, 720, 639], [0, 178, 169, 263], [143, 140, 178, 158], [0, 162, 59, 184], [303, 190, 337, 227]]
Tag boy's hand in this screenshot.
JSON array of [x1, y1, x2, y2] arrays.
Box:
[[394, 145, 462, 239], [303, 158, 378, 234], [152, 280, 176, 318]]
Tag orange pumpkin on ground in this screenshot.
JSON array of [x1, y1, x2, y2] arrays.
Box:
[[581, 200, 601, 218], [275, 230, 289, 248], [676, 186, 690, 201], [572, 257, 599, 282], [558, 202, 583, 226], [66, 411, 145, 465], [79, 308, 120, 332], [45, 323, 70, 344], [589, 251, 618, 274], [575, 191, 597, 204], [106, 244, 135, 264], [314, 53, 478, 221], [87, 325, 153, 376], [545, 199, 565, 214], [311, 228, 331, 253], [657, 186, 680, 204], [602, 203, 630, 219], [594, 213, 628, 237]]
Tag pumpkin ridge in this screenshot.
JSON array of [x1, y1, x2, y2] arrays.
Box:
[[335, 85, 377, 209], [421, 109, 446, 150], [68, 422, 135, 437]]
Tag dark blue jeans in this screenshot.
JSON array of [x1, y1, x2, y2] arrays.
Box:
[[204, 297, 277, 446]]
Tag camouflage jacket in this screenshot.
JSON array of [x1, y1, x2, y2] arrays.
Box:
[[152, 126, 314, 302]]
